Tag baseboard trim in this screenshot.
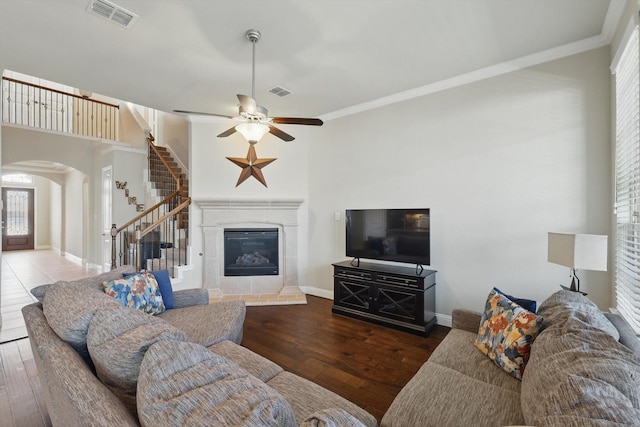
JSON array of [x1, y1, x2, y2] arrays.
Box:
[[300, 286, 452, 327], [300, 286, 333, 300], [63, 252, 83, 266], [436, 313, 452, 328]]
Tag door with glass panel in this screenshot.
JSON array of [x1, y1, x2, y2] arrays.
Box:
[[1, 187, 35, 251]]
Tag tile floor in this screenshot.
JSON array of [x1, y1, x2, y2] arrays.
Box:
[[0, 250, 99, 343]]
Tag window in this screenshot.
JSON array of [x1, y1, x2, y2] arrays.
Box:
[[614, 17, 640, 334], [2, 173, 33, 184]]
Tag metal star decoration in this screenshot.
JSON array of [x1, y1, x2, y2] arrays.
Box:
[[226, 145, 277, 187]]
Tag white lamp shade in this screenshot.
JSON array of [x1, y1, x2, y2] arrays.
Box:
[[235, 123, 269, 143], [547, 232, 608, 271]]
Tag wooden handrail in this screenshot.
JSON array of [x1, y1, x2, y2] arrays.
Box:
[[140, 198, 192, 238], [2, 77, 120, 108], [116, 190, 181, 234]]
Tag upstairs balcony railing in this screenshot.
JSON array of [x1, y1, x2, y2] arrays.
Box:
[[2, 77, 119, 140]]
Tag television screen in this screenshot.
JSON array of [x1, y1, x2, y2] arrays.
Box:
[[346, 209, 430, 266]]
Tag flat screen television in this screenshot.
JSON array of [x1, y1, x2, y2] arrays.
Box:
[[345, 208, 430, 266]]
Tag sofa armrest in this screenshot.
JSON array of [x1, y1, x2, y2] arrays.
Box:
[[172, 289, 209, 308], [604, 312, 640, 353], [451, 309, 482, 333]]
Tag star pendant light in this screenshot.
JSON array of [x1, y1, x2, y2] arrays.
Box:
[[226, 145, 276, 187]]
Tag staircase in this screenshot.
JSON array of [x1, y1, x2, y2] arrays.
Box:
[[148, 140, 189, 229], [111, 134, 191, 277]]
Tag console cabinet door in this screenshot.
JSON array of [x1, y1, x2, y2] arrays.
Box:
[[335, 278, 372, 312], [375, 286, 420, 323]]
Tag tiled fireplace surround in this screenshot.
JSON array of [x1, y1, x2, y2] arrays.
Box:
[[196, 199, 307, 305]]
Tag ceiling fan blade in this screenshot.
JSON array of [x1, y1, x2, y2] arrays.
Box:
[[272, 117, 323, 126], [237, 94, 257, 115], [173, 109, 234, 119], [217, 126, 237, 138], [269, 125, 295, 142]]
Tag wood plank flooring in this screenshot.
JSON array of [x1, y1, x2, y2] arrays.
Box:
[[242, 296, 449, 422], [0, 295, 449, 425]]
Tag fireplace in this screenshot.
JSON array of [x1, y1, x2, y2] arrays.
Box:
[[224, 228, 279, 276], [196, 198, 304, 299]]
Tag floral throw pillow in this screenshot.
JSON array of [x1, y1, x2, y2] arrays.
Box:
[[103, 272, 165, 315], [474, 288, 544, 380]]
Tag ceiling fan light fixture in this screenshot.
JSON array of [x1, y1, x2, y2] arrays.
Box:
[[235, 122, 269, 144]]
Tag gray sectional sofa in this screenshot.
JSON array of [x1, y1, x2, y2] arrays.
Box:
[[22, 266, 377, 427], [382, 289, 640, 427], [23, 265, 640, 426]]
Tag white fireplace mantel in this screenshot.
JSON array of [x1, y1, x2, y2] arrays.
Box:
[[195, 198, 304, 299]]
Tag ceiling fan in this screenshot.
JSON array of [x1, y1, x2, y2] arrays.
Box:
[[173, 29, 323, 144]]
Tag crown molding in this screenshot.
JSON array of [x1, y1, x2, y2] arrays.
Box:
[[321, 0, 628, 122]]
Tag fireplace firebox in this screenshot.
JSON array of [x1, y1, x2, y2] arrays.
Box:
[[224, 228, 279, 276]]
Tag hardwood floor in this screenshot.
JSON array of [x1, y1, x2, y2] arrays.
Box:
[[243, 296, 449, 422], [0, 338, 50, 427], [0, 295, 449, 425]]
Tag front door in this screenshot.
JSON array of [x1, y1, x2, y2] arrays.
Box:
[[2, 187, 35, 251]]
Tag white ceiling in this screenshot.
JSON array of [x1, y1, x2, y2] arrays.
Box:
[[0, 0, 626, 122]]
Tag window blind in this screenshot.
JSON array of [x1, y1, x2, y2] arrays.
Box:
[[614, 20, 640, 334]]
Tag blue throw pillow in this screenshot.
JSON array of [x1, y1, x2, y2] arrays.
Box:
[[124, 269, 174, 309], [494, 287, 537, 313], [150, 270, 174, 309]]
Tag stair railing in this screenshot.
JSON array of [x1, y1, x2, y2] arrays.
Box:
[[2, 76, 119, 139], [110, 134, 191, 276]]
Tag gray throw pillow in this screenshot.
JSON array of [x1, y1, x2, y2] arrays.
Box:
[[87, 307, 188, 415], [32, 265, 136, 301], [42, 281, 123, 362], [537, 290, 620, 341], [137, 340, 297, 427], [521, 321, 640, 425]]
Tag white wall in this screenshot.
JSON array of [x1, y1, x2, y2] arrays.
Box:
[[33, 175, 51, 248], [158, 111, 189, 169], [187, 118, 310, 290], [63, 169, 85, 260], [308, 47, 612, 314], [49, 179, 61, 251]]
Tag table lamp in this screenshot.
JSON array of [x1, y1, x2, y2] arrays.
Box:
[[547, 232, 608, 293]]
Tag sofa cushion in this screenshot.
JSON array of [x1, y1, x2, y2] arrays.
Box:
[[157, 300, 246, 346], [474, 288, 544, 380], [380, 361, 525, 427], [31, 265, 136, 301], [537, 289, 619, 340], [103, 272, 166, 315], [267, 371, 378, 427], [137, 340, 297, 427], [208, 340, 284, 382], [87, 307, 188, 414], [428, 328, 521, 392], [42, 280, 123, 363], [301, 409, 369, 427], [521, 316, 640, 426]]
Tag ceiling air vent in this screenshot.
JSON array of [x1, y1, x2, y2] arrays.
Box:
[[268, 86, 292, 97], [86, 0, 138, 28]]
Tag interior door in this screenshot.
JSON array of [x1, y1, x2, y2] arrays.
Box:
[[2, 187, 35, 251]]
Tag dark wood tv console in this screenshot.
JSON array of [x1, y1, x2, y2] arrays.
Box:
[[331, 260, 437, 335]]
